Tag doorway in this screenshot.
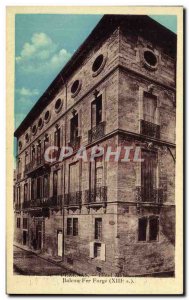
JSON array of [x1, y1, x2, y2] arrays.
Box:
[[57, 230, 62, 257], [23, 230, 27, 245], [36, 223, 42, 250]]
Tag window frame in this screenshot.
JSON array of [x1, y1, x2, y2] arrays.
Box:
[[23, 218, 28, 230], [138, 216, 159, 243], [67, 218, 79, 236], [17, 217, 21, 228], [94, 218, 102, 240]]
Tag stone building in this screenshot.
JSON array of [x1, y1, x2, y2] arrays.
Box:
[[14, 15, 176, 276]]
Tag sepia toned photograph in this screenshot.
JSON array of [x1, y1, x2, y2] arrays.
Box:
[[6, 6, 183, 295]]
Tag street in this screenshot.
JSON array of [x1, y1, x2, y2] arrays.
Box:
[[13, 245, 76, 276]]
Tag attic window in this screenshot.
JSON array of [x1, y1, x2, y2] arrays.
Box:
[[44, 110, 51, 123], [18, 141, 22, 150], [71, 80, 81, 97], [25, 133, 29, 143], [143, 49, 158, 70], [38, 118, 43, 129], [32, 124, 37, 135], [92, 54, 106, 77], [55, 98, 63, 112]]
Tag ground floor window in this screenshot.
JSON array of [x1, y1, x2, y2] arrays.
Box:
[[67, 218, 78, 236], [138, 216, 159, 242], [17, 217, 21, 228], [73, 219, 78, 236], [89, 241, 106, 261], [23, 218, 28, 229], [94, 242, 101, 258], [95, 218, 102, 240]]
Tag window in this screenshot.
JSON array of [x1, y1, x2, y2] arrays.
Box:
[[69, 162, 79, 194], [23, 218, 28, 229], [44, 110, 51, 123], [92, 55, 104, 72], [89, 242, 106, 261], [70, 114, 78, 142], [37, 141, 42, 164], [95, 218, 102, 240], [25, 133, 29, 143], [17, 186, 21, 206], [44, 135, 49, 152], [143, 50, 158, 69], [71, 80, 81, 97], [67, 218, 72, 235], [38, 118, 43, 129], [92, 54, 106, 76], [94, 242, 101, 258], [43, 175, 49, 198], [54, 127, 61, 148], [18, 141, 22, 150], [149, 217, 159, 241], [17, 218, 21, 228], [141, 150, 157, 202], [138, 217, 147, 241], [24, 183, 28, 202], [25, 151, 29, 167], [55, 98, 62, 112], [53, 171, 58, 197], [143, 92, 157, 124], [17, 158, 21, 175], [37, 177, 42, 199], [73, 218, 78, 236], [91, 95, 102, 128], [138, 216, 159, 242], [90, 157, 104, 202], [32, 124, 37, 135], [31, 146, 35, 163], [67, 218, 78, 236], [31, 178, 35, 200]]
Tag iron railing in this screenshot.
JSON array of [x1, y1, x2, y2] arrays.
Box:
[[85, 186, 107, 205], [24, 156, 50, 175], [68, 136, 81, 152], [88, 121, 106, 143], [136, 186, 163, 204], [140, 119, 160, 139], [64, 191, 82, 207], [22, 195, 62, 209]]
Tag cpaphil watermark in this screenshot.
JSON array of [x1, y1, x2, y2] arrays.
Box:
[[44, 145, 144, 163]]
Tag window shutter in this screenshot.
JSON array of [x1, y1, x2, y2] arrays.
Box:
[[100, 243, 106, 261], [89, 242, 94, 258]]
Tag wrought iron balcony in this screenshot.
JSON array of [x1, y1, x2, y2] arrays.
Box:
[[88, 121, 106, 143], [24, 156, 50, 175], [22, 195, 62, 210], [68, 136, 81, 152], [64, 191, 82, 208], [140, 119, 160, 139], [85, 186, 107, 206], [135, 186, 163, 204]]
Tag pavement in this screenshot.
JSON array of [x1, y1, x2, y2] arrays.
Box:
[[13, 245, 76, 276]]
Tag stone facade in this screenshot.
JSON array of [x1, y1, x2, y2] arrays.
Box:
[[14, 15, 176, 276]]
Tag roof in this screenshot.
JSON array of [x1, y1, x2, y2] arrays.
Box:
[[14, 14, 176, 137]]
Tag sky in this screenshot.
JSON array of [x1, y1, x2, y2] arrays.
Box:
[[15, 14, 177, 130]]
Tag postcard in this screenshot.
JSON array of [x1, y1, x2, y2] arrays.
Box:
[[6, 6, 184, 295]]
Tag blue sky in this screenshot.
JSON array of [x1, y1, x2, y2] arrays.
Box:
[[15, 14, 177, 129]]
